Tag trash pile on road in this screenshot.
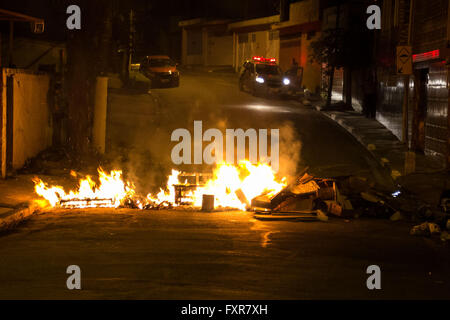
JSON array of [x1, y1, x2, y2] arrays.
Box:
[[409, 190, 450, 241], [251, 169, 386, 221], [250, 169, 450, 227]]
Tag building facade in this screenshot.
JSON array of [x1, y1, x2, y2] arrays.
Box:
[[179, 19, 233, 67], [272, 0, 322, 93], [228, 15, 280, 72], [376, 0, 450, 166]]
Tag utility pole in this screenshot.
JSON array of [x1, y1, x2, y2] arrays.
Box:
[[401, 0, 414, 145], [125, 9, 135, 83], [403, 0, 415, 175]]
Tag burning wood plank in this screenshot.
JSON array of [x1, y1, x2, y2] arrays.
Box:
[[59, 198, 114, 208]]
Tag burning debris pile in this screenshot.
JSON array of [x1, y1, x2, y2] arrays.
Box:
[[33, 161, 448, 228], [33, 169, 136, 209], [250, 169, 343, 220], [249, 168, 428, 222], [32, 161, 287, 211]]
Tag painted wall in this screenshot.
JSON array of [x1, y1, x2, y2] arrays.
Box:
[[300, 33, 321, 93], [182, 26, 234, 66], [234, 30, 279, 72], [277, 0, 321, 92], [185, 28, 203, 65], [279, 37, 301, 71], [206, 34, 233, 66], [11, 71, 52, 170]]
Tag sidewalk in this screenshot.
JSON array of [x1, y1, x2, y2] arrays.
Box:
[[0, 175, 43, 231], [317, 107, 449, 206]]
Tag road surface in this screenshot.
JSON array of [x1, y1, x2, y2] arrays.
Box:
[[0, 71, 448, 299], [0, 209, 449, 299]]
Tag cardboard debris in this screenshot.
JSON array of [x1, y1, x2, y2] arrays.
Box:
[[251, 170, 339, 221], [440, 231, 450, 242], [290, 180, 320, 195], [251, 170, 406, 222], [316, 210, 329, 222], [235, 188, 249, 207], [254, 210, 320, 221], [410, 222, 441, 237], [410, 223, 430, 236], [273, 196, 314, 212]]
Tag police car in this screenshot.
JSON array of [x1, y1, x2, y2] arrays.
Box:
[[239, 56, 291, 97]]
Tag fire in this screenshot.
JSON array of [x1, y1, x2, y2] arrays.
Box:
[[33, 161, 287, 210], [33, 168, 135, 208], [145, 161, 286, 210]]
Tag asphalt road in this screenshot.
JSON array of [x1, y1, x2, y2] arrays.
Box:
[[0, 209, 449, 299], [1, 71, 449, 299]]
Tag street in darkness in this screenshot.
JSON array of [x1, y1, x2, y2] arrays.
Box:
[[0, 0, 449, 304]]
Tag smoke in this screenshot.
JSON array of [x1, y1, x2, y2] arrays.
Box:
[[109, 118, 302, 195], [277, 122, 302, 179], [106, 77, 303, 194]]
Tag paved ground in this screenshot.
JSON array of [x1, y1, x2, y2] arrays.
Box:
[[1, 71, 449, 299], [0, 209, 449, 299]]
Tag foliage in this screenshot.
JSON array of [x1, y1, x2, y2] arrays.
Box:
[[309, 10, 373, 74]]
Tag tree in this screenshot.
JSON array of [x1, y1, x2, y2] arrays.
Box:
[[65, 0, 113, 156], [309, 1, 373, 107]]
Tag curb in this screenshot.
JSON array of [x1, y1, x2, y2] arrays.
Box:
[[318, 109, 397, 176], [0, 202, 41, 232]]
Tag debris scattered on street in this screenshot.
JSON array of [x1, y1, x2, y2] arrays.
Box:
[[390, 211, 404, 221], [410, 222, 441, 237], [440, 231, 450, 242]]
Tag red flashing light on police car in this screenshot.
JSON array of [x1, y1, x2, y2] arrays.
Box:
[[252, 56, 276, 63]]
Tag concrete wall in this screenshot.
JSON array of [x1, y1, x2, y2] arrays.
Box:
[[276, 0, 321, 92], [185, 28, 203, 65], [2, 69, 52, 171], [300, 33, 321, 93], [234, 30, 279, 72], [182, 26, 233, 66], [3, 38, 66, 71], [207, 34, 233, 66], [279, 37, 301, 71]]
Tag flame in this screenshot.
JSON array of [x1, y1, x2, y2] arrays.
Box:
[[33, 168, 135, 208], [146, 161, 286, 210], [33, 161, 286, 210]]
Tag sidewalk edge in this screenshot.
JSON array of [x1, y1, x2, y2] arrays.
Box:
[[319, 110, 395, 175], [0, 203, 41, 232]]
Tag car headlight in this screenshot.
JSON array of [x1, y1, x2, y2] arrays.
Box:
[[256, 77, 264, 84], [283, 78, 290, 85]]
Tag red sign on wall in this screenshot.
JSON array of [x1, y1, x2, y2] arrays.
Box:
[[412, 50, 440, 63]]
